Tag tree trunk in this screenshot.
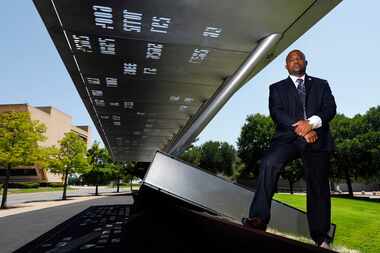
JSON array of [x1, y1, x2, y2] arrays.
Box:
[[1, 164, 11, 209], [116, 176, 120, 193], [62, 168, 69, 200], [95, 174, 99, 196], [130, 178, 133, 193], [289, 181, 294, 194], [329, 179, 335, 193], [344, 168, 353, 197]]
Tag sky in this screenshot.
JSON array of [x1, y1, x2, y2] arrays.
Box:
[[1, 1, 379, 148]]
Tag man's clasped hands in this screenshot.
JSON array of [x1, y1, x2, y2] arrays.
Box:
[[292, 120, 318, 143]]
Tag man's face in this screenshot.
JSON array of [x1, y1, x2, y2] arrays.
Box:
[[285, 51, 307, 76]]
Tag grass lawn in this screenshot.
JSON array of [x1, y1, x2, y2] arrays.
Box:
[[274, 193, 380, 253], [0, 187, 71, 194]]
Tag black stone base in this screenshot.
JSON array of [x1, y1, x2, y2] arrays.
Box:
[[16, 186, 335, 252]]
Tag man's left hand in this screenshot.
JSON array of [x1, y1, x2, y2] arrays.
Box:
[[292, 120, 312, 136], [304, 130, 318, 143]]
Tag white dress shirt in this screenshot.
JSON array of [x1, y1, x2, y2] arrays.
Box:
[[289, 74, 322, 129]]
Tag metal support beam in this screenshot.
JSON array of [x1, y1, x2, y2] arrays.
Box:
[[167, 33, 282, 155]]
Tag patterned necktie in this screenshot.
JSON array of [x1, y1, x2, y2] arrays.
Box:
[[296, 78, 306, 119]]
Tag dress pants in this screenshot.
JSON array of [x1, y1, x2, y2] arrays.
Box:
[[249, 139, 331, 245]]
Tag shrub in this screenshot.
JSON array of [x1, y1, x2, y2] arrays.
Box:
[[48, 182, 63, 187], [39, 182, 63, 187], [8, 182, 40, 188]]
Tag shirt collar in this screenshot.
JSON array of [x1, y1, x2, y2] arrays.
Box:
[[289, 74, 305, 88]]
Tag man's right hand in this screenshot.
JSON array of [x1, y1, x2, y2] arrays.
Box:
[[304, 130, 318, 143], [292, 120, 312, 137]]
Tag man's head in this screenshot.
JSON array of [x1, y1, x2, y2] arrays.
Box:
[[285, 49, 307, 77]]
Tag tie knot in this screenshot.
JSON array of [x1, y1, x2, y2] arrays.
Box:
[[296, 78, 303, 85]]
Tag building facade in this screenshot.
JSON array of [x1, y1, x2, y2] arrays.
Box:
[[0, 104, 90, 183]]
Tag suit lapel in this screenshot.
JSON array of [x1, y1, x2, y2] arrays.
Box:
[[285, 76, 298, 96], [285, 77, 302, 109], [304, 75, 313, 116], [304, 74, 312, 100]]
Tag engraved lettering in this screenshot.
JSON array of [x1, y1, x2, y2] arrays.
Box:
[[146, 43, 163, 60], [123, 10, 143, 32], [98, 37, 115, 55], [150, 16, 171, 33]]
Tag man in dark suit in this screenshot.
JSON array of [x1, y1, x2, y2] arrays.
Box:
[[243, 49, 336, 249]]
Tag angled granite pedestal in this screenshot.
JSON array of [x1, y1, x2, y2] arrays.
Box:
[[141, 151, 336, 241]]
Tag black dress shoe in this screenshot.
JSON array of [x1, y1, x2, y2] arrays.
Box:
[[242, 217, 267, 231]]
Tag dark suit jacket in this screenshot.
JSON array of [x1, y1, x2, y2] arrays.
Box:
[[269, 75, 336, 152]]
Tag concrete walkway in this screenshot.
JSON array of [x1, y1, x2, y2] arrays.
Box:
[[0, 195, 105, 218], [1, 186, 130, 206], [0, 186, 135, 218], [0, 194, 133, 253]]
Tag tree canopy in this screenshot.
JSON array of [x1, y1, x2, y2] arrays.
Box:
[[0, 112, 46, 168], [48, 132, 88, 200], [181, 141, 237, 177], [83, 141, 113, 195], [237, 113, 275, 178], [330, 106, 380, 195], [0, 111, 47, 208]]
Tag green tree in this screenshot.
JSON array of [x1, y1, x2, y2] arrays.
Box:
[[332, 134, 380, 196], [237, 114, 275, 179], [218, 142, 237, 177], [0, 112, 46, 209], [125, 161, 149, 180], [110, 161, 127, 193], [330, 114, 356, 195], [180, 146, 202, 166], [49, 132, 88, 200], [198, 141, 237, 177], [358, 107, 380, 181], [355, 131, 380, 181], [281, 159, 304, 194], [231, 156, 246, 181], [330, 110, 380, 196], [333, 139, 358, 196], [199, 141, 220, 174], [85, 142, 113, 196], [365, 106, 380, 131], [123, 161, 140, 192]]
